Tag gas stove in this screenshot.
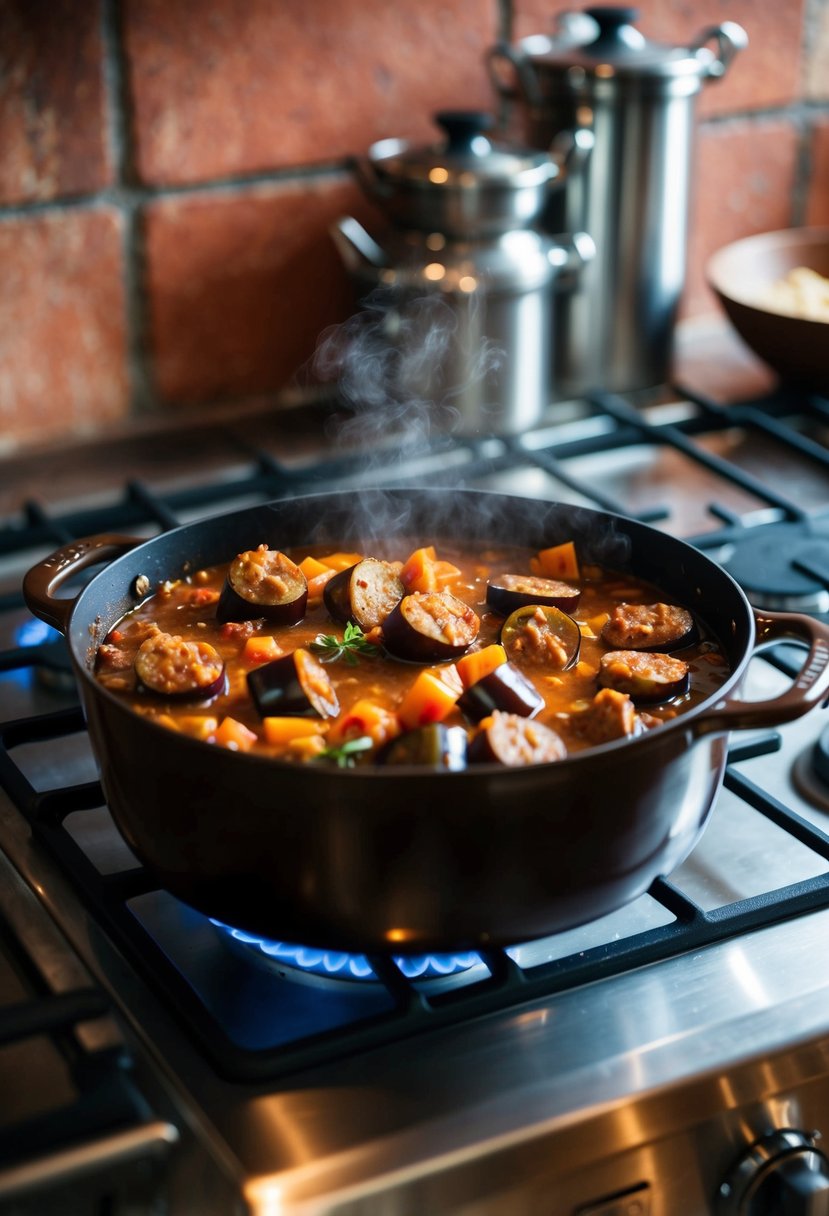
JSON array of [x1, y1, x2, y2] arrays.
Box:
[[1, 381, 829, 1215]]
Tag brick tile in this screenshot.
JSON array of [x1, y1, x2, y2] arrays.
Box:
[[806, 120, 829, 226], [125, 0, 499, 187], [0, 0, 111, 205], [0, 208, 129, 449], [683, 119, 799, 317], [144, 179, 379, 404], [511, 0, 801, 117]]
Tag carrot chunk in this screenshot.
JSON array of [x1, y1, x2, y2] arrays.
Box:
[[456, 644, 507, 689], [398, 670, 460, 730], [298, 556, 337, 600], [299, 555, 332, 580], [214, 716, 258, 751], [400, 546, 461, 593], [531, 541, 580, 581], [318, 551, 363, 572], [263, 717, 327, 746]]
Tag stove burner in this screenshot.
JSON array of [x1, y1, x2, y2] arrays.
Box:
[[812, 725, 829, 792], [14, 617, 77, 692], [792, 724, 829, 813], [212, 920, 484, 985], [721, 519, 829, 613]]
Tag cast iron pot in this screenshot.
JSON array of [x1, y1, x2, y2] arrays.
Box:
[[23, 489, 829, 953]]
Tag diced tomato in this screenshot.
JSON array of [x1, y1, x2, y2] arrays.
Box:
[[241, 635, 283, 665], [328, 699, 400, 748]]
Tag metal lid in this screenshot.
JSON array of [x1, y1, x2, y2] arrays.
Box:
[[519, 6, 747, 84], [367, 111, 557, 190]]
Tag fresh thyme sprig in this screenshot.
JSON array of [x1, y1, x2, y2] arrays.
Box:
[[315, 735, 374, 769], [310, 621, 380, 666]]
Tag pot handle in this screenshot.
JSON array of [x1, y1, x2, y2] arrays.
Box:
[[691, 610, 829, 737], [691, 21, 748, 79], [23, 534, 144, 635]]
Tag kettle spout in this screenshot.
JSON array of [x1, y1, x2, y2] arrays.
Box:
[[330, 217, 388, 273]]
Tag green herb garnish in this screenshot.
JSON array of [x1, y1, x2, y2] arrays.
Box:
[[310, 622, 380, 666], [316, 735, 374, 769]]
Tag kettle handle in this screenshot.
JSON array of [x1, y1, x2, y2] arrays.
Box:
[[550, 127, 595, 179], [691, 21, 748, 79], [486, 41, 543, 108]]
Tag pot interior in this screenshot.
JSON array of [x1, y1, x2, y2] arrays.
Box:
[[69, 488, 753, 686]]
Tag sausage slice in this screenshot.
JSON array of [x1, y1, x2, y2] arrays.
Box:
[[468, 712, 567, 766], [601, 602, 697, 652], [598, 650, 690, 704]]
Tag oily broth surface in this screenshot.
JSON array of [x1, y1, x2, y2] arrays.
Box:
[[94, 537, 731, 759]]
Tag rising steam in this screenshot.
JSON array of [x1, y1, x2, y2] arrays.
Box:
[[310, 287, 505, 449]]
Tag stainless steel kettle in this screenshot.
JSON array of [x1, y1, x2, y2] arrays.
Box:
[[489, 7, 748, 398], [329, 112, 594, 437]]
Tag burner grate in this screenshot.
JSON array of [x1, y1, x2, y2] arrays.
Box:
[[1, 387, 829, 1080]]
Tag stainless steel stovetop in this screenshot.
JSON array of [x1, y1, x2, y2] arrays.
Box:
[[1, 383, 829, 1215]]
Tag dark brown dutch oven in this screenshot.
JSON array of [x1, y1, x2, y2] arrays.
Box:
[[23, 489, 829, 953]]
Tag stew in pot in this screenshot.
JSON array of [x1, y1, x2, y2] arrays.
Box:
[[94, 536, 730, 768]]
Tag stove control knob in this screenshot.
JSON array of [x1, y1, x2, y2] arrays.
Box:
[[717, 1129, 829, 1215]]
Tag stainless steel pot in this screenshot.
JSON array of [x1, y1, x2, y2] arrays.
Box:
[[332, 112, 594, 436], [330, 216, 594, 436], [357, 109, 576, 238], [489, 7, 748, 397]]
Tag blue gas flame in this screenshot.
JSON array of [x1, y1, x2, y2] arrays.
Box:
[[212, 920, 482, 981]]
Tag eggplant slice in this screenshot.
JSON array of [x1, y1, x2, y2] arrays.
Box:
[[501, 604, 581, 670], [383, 591, 480, 662], [323, 558, 405, 631], [135, 632, 226, 700], [458, 662, 544, 722], [217, 546, 308, 625], [468, 711, 567, 766], [378, 724, 468, 770], [248, 648, 340, 719], [486, 573, 581, 616]]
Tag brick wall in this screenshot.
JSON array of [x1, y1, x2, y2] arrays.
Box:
[[1, 0, 827, 451]]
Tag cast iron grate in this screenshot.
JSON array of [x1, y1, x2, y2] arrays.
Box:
[[1, 386, 828, 1081]]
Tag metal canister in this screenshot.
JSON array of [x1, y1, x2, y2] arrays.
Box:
[[489, 7, 748, 397], [329, 111, 594, 436]]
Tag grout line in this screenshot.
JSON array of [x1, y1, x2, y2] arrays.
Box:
[[100, 0, 155, 414]]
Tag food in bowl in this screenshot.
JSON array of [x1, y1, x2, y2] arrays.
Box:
[[94, 536, 730, 768], [756, 266, 829, 323], [707, 227, 829, 392]]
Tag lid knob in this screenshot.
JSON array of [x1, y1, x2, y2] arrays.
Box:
[[434, 110, 495, 156], [583, 6, 646, 51]]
